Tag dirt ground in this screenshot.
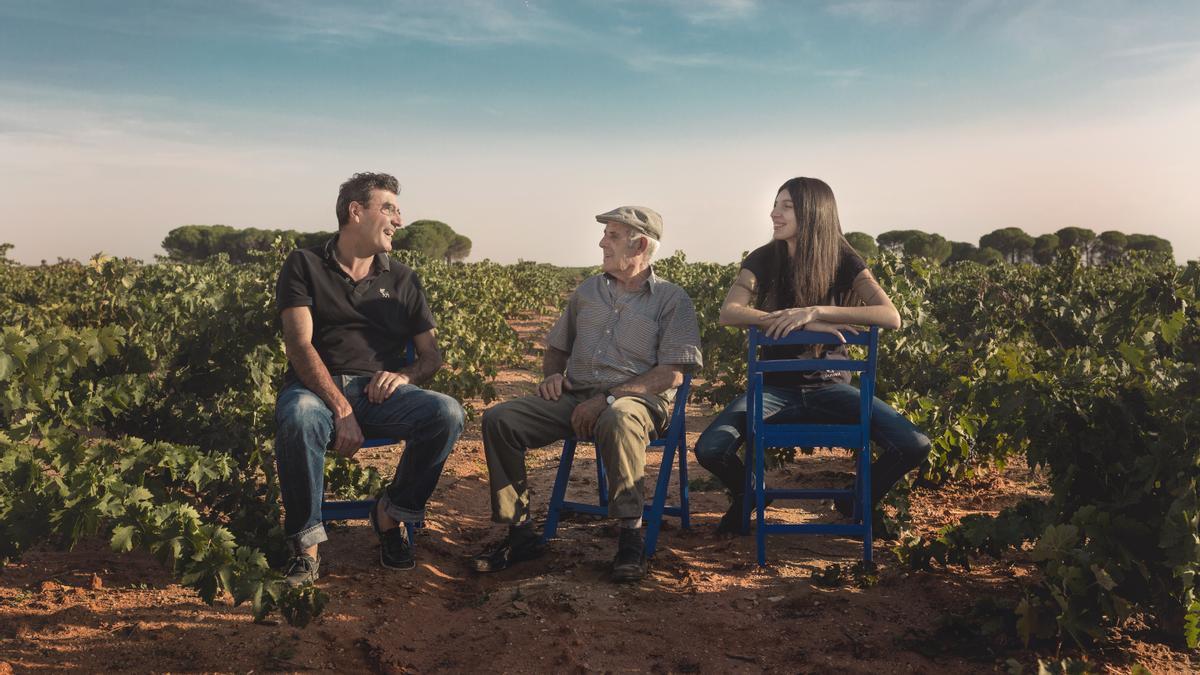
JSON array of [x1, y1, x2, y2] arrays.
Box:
[[1, 319, 1196, 674]]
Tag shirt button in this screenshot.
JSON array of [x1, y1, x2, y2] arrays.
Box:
[[605, 329, 611, 334]]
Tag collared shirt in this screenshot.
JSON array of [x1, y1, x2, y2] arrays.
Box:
[[275, 236, 436, 385], [546, 269, 703, 410]]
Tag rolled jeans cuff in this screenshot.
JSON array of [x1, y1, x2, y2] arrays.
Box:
[[288, 522, 328, 553], [378, 490, 425, 523]]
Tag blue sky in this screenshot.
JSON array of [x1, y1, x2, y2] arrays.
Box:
[[2, 1, 1198, 264]]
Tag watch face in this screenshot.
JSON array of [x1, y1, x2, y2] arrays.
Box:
[[606, 395, 616, 405]]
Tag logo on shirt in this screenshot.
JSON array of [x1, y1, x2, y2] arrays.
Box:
[[379, 288, 391, 299]]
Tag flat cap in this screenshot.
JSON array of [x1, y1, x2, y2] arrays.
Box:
[[595, 205, 663, 241]]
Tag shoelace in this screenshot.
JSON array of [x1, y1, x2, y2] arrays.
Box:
[[287, 557, 315, 575]]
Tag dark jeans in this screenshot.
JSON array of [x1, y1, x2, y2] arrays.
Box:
[[693, 383, 930, 508], [274, 375, 464, 551]]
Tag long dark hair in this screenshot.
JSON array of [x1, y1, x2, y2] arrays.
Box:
[[764, 177, 848, 310]]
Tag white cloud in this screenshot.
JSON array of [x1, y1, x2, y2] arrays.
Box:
[[244, 0, 585, 47], [824, 0, 928, 24], [661, 0, 759, 25]]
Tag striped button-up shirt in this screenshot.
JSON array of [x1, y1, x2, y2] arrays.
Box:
[[546, 270, 703, 412]]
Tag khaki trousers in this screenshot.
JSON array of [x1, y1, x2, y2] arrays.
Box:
[[481, 390, 663, 525]]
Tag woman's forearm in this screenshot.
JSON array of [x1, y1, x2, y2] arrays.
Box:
[[813, 304, 901, 330], [718, 303, 770, 328]]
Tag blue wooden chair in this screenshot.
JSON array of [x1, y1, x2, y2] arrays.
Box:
[[319, 341, 421, 542], [543, 374, 692, 558], [743, 327, 880, 564]]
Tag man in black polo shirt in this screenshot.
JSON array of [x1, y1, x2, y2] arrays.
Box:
[[274, 172, 464, 585]]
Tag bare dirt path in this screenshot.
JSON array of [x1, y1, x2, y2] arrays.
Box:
[[0, 317, 1193, 673]]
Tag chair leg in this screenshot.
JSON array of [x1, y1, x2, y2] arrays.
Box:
[[644, 441, 677, 558], [741, 440, 753, 535], [860, 443, 873, 563], [755, 438, 768, 566], [543, 439, 577, 542], [596, 455, 609, 508], [677, 437, 690, 530]]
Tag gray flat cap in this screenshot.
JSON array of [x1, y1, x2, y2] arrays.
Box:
[[595, 205, 663, 241]]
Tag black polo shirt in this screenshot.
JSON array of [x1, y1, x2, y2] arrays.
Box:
[[276, 236, 436, 385]]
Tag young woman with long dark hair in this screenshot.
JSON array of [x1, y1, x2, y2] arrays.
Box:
[[693, 177, 931, 534]]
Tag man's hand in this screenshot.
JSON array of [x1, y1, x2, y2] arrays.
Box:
[[570, 394, 607, 439], [331, 411, 365, 458], [538, 373, 571, 401], [366, 370, 410, 403], [761, 307, 818, 339], [802, 319, 859, 343]]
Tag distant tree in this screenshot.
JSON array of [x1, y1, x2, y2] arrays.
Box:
[[1096, 230, 1128, 264], [1032, 234, 1060, 265], [844, 232, 878, 258], [162, 224, 239, 260], [979, 227, 1035, 264], [876, 230, 916, 255], [947, 241, 1004, 265], [946, 241, 979, 265], [1125, 233, 1173, 257], [976, 247, 1004, 265], [1055, 227, 1097, 265], [909, 232, 952, 263], [876, 230, 951, 262], [395, 220, 457, 259], [293, 231, 330, 249], [446, 234, 473, 262]]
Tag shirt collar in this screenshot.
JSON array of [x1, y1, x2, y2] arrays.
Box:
[[602, 266, 659, 295], [323, 234, 391, 273]]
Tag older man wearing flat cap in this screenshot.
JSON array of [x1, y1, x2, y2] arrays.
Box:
[[471, 206, 702, 582]]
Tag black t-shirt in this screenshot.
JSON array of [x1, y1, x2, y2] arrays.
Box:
[[276, 237, 436, 385], [741, 241, 867, 388]]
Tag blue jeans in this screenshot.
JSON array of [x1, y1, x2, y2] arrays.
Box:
[[693, 384, 930, 508], [274, 375, 465, 551]]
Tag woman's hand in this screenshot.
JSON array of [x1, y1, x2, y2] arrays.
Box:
[[761, 307, 819, 339], [802, 319, 859, 343]]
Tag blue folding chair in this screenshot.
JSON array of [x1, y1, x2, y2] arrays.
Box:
[[320, 341, 422, 541], [743, 327, 879, 564], [543, 374, 692, 557]]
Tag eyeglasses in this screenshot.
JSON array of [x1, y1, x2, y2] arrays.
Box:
[[358, 201, 400, 217]]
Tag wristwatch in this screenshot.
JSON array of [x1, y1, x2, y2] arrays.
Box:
[[604, 390, 617, 406]]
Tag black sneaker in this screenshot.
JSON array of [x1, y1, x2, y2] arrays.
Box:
[[283, 554, 320, 587], [610, 528, 647, 583], [831, 498, 897, 542], [832, 494, 855, 518], [379, 526, 415, 570], [716, 495, 773, 535], [469, 527, 546, 574], [716, 496, 746, 535], [370, 504, 415, 570]]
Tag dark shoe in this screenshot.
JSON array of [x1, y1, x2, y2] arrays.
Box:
[[470, 528, 546, 574], [370, 503, 415, 570], [715, 496, 746, 535], [716, 494, 773, 535], [283, 554, 320, 587], [831, 498, 898, 542], [832, 494, 855, 518], [610, 528, 647, 583]]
